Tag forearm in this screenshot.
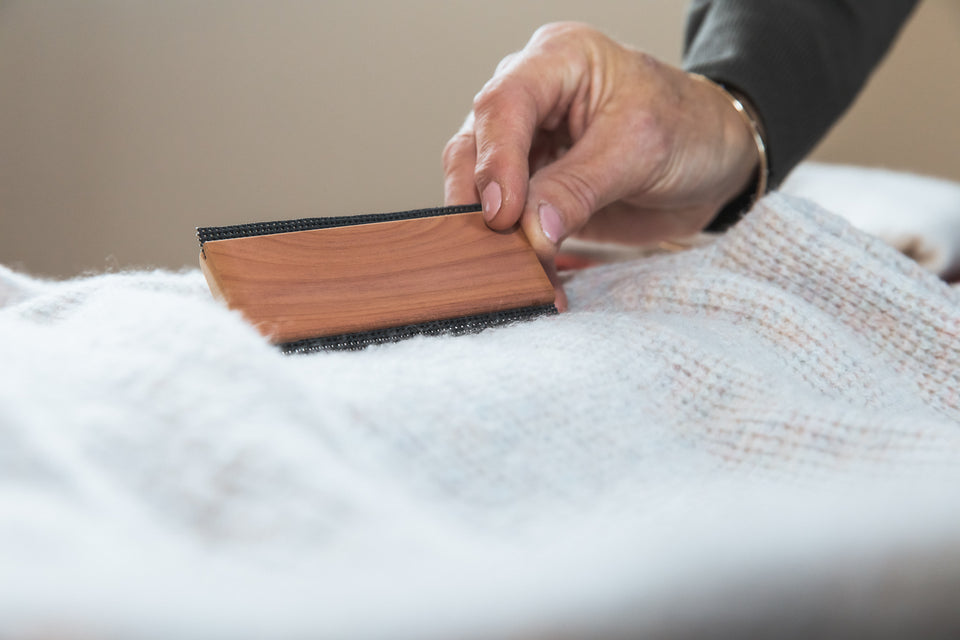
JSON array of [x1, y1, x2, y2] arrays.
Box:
[[683, 0, 918, 188]]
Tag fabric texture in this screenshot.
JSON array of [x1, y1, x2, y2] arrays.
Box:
[[683, 0, 918, 188], [2, 193, 960, 639], [782, 162, 960, 278]]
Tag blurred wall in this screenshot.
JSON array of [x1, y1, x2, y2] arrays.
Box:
[[1, 1, 958, 277]]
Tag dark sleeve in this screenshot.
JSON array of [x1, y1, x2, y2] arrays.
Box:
[[683, 0, 918, 189]]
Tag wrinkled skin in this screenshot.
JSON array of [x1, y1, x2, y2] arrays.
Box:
[[443, 22, 759, 309]]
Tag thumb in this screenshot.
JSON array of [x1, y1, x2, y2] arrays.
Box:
[[519, 122, 632, 257]]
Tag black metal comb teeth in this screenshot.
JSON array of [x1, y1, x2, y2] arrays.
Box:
[[197, 204, 483, 247], [280, 304, 559, 353]]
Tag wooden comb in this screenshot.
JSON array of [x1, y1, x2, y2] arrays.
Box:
[[197, 204, 557, 352]]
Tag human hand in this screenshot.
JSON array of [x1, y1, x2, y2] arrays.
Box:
[[443, 22, 761, 309]]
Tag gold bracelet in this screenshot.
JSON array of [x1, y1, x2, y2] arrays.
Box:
[[690, 73, 768, 206]]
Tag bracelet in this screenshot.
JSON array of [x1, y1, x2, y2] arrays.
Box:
[[689, 74, 769, 232]]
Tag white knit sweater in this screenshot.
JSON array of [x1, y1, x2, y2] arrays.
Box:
[[1, 193, 959, 639]]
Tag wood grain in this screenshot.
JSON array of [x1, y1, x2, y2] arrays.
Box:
[[200, 212, 555, 343]]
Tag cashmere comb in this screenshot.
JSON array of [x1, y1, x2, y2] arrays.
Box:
[[197, 204, 558, 353]]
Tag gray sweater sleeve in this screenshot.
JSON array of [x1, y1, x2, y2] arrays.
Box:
[[683, 0, 918, 189]]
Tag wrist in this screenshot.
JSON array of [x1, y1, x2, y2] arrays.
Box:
[[689, 74, 768, 232]]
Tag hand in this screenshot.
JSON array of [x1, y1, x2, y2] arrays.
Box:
[[442, 22, 760, 308]]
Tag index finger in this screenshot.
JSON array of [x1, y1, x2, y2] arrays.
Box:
[[471, 25, 589, 230]]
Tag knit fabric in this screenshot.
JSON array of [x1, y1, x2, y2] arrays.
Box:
[[782, 162, 960, 277], [2, 193, 960, 639]]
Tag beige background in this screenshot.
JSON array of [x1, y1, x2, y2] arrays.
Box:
[[1, 1, 958, 277]]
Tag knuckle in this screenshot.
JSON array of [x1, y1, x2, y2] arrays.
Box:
[[472, 148, 499, 181], [472, 125, 527, 175], [472, 75, 519, 114], [472, 85, 495, 113], [557, 169, 601, 217], [441, 132, 475, 170], [493, 51, 520, 75], [530, 21, 589, 44], [634, 50, 663, 73]]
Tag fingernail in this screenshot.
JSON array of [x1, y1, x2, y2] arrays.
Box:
[[481, 182, 502, 222], [538, 202, 564, 243]]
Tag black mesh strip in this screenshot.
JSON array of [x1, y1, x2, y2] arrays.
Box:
[[197, 204, 482, 247], [280, 303, 558, 354]]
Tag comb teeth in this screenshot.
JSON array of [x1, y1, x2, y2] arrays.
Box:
[[280, 304, 558, 353], [197, 204, 483, 247]]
